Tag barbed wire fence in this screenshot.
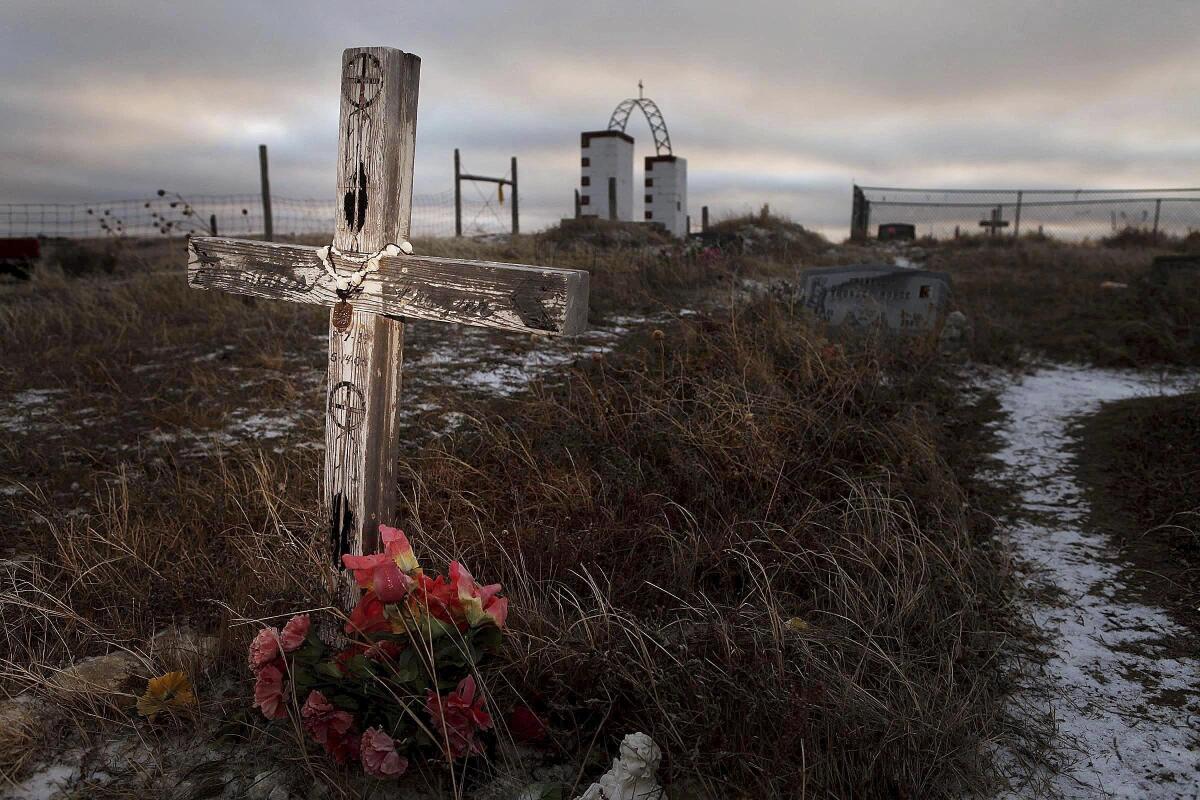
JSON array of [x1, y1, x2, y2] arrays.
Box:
[[851, 185, 1200, 241], [0, 188, 511, 240]]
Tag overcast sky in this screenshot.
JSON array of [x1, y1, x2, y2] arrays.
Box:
[[3, 1, 1198, 237]]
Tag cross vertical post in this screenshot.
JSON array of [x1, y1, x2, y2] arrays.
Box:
[[186, 45, 589, 626], [325, 47, 420, 613]]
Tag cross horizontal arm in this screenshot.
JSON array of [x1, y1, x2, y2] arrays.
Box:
[[188, 236, 589, 335]]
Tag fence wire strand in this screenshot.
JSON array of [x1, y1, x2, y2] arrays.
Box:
[[0, 190, 486, 240]]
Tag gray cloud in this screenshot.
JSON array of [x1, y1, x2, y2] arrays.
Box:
[[2, 1, 1197, 236]]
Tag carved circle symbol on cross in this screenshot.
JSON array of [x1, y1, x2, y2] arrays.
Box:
[[342, 52, 383, 110], [328, 381, 366, 431]]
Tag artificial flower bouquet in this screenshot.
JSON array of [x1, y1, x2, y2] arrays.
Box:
[[248, 525, 509, 778]]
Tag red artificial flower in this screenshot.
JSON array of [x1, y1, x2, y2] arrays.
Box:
[[426, 674, 493, 759], [279, 614, 310, 652], [248, 627, 280, 671], [360, 726, 409, 778], [345, 591, 390, 637], [301, 690, 354, 745], [327, 731, 361, 765], [363, 639, 403, 662], [334, 645, 362, 675], [253, 663, 287, 720], [372, 562, 417, 603], [412, 572, 458, 627], [342, 526, 421, 601], [301, 690, 360, 765], [507, 705, 548, 743]]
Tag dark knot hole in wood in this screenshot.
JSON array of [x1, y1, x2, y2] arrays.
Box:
[[330, 493, 354, 569], [343, 161, 368, 232]]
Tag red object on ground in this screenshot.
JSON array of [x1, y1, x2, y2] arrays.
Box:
[[0, 238, 39, 260]]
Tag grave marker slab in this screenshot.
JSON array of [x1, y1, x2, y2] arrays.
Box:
[[877, 223, 915, 242], [186, 46, 589, 616], [800, 264, 950, 333]]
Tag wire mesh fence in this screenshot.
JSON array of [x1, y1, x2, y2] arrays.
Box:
[[853, 186, 1200, 241], [0, 190, 493, 240]]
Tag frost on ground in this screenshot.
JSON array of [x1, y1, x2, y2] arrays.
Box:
[[0, 312, 660, 509], [989, 365, 1200, 799]]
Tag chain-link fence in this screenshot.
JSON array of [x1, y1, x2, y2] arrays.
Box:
[[851, 185, 1200, 241], [0, 190, 477, 240]]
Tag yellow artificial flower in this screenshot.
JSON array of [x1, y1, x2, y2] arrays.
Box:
[[136, 671, 196, 718]]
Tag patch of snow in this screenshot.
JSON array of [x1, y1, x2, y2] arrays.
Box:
[[225, 411, 303, 441], [0, 389, 65, 434], [0, 760, 78, 800], [195, 345, 236, 362], [989, 365, 1200, 798]]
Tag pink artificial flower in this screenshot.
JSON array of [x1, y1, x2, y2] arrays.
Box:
[[360, 726, 409, 778], [426, 674, 493, 759], [449, 561, 508, 629], [301, 690, 355, 746], [280, 614, 310, 652], [253, 664, 287, 720], [342, 526, 421, 600], [248, 627, 281, 671]]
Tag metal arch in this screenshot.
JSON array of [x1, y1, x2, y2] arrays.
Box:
[[607, 98, 673, 156]]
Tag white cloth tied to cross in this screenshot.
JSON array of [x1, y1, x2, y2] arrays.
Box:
[[317, 240, 414, 294]]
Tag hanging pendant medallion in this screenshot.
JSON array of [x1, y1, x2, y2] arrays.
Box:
[[332, 300, 354, 333]]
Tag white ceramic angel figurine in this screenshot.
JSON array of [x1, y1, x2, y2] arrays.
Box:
[[576, 732, 665, 800]]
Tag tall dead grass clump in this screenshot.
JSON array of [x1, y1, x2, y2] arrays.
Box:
[[1, 448, 328, 694], [928, 240, 1200, 366], [396, 299, 1009, 798]]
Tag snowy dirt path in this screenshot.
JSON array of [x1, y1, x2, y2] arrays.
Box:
[[991, 365, 1200, 799]]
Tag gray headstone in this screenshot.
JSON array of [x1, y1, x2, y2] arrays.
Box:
[[800, 264, 951, 333]]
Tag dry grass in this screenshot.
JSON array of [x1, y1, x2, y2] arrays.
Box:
[[1, 227, 1022, 797], [922, 238, 1200, 366], [394, 301, 1012, 797]]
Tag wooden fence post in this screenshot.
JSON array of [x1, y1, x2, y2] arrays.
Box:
[[259, 144, 273, 241], [1153, 198, 1162, 242], [608, 177, 617, 221], [209, 214, 218, 236], [454, 148, 462, 237], [511, 156, 519, 235], [1014, 190, 1023, 239], [701, 205, 709, 232], [574, 189, 581, 219]]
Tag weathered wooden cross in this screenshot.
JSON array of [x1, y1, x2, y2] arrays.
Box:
[[186, 46, 589, 613], [978, 207, 1010, 238]]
